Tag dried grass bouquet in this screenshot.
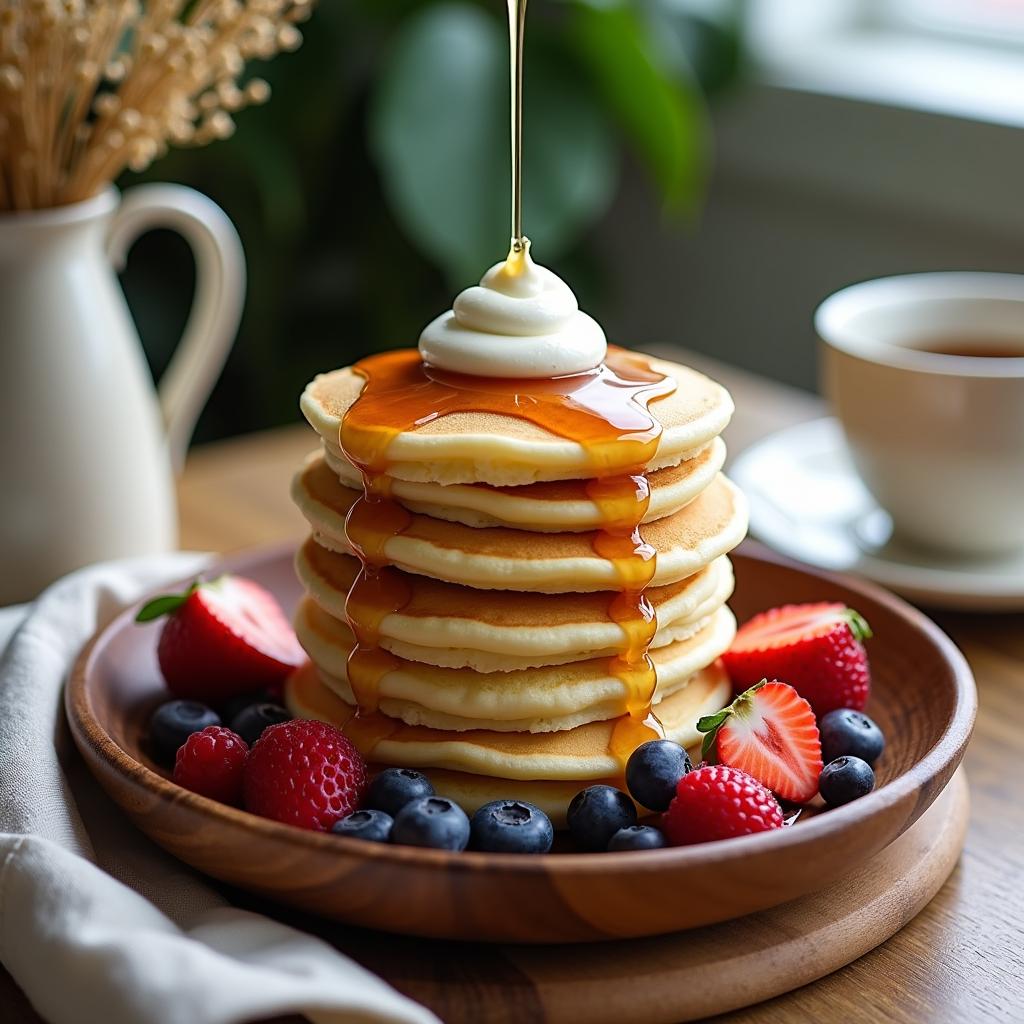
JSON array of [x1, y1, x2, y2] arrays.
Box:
[[0, 0, 310, 210]]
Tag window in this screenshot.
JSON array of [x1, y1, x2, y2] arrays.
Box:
[[744, 0, 1024, 127], [884, 0, 1024, 45]]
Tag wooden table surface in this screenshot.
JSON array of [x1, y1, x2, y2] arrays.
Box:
[[7, 352, 1022, 1022]]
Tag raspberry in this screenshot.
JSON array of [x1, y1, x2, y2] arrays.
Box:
[[243, 719, 367, 831], [663, 764, 784, 846], [173, 726, 249, 806]]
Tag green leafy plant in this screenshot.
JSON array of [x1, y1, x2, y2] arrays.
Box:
[[123, 0, 742, 441], [369, 0, 739, 285]]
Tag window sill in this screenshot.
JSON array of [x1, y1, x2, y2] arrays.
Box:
[[711, 24, 1024, 238], [754, 27, 1024, 130]]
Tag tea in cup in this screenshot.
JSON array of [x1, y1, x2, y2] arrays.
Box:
[[817, 272, 1024, 557]]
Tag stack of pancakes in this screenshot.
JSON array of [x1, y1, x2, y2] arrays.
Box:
[[286, 354, 747, 824]]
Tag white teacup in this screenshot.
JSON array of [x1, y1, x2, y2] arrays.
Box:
[[817, 273, 1024, 557]]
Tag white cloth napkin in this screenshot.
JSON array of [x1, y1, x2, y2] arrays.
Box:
[[0, 555, 439, 1024]]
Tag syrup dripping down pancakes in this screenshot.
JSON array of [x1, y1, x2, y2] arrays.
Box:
[[287, 346, 745, 823]]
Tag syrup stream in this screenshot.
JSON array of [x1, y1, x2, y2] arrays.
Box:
[[508, 0, 528, 253]]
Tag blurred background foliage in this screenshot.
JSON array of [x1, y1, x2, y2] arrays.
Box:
[[122, 0, 743, 444]]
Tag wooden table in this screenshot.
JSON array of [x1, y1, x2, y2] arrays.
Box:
[[6, 354, 1022, 1022]]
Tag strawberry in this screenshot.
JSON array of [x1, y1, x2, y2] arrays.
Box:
[[136, 575, 303, 703], [663, 765, 784, 845], [697, 680, 823, 803], [722, 603, 873, 717]]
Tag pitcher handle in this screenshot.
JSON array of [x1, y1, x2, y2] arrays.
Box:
[[107, 184, 246, 473]]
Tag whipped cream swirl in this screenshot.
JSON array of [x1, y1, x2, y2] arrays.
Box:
[[418, 244, 607, 378]]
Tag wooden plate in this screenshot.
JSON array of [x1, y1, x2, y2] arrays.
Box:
[[260, 771, 971, 1023], [65, 541, 976, 944]]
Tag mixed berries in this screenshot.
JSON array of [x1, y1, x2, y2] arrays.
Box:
[[136, 575, 303, 702], [173, 725, 248, 806], [243, 719, 367, 830], [722, 602, 873, 716], [471, 800, 554, 854], [819, 708, 885, 766], [393, 797, 471, 851], [664, 765, 784, 845], [332, 809, 394, 843], [697, 680, 823, 804], [607, 825, 666, 851], [567, 784, 638, 851], [139, 578, 886, 854], [364, 766, 436, 818], [624, 738, 692, 812], [818, 756, 876, 806], [229, 701, 292, 746], [150, 699, 221, 762]]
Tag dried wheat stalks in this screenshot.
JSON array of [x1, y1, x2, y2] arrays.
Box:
[[0, 0, 311, 211]]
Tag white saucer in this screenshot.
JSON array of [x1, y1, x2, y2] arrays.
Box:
[[730, 417, 1024, 611]]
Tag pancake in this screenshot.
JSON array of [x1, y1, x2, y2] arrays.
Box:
[[296, 538, 735, 670], [285, 658, 733, 782], [321, 436, 727, 532], [296, 603, 736, 732], [283, 687, 660, 825], [300, 354, 734, 485], [293, 456, 748, 593]]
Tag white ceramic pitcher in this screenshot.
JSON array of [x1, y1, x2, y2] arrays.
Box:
[[0, 185, 245, 604]]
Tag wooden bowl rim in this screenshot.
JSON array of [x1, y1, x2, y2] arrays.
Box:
[[65, 543, 977, 876]]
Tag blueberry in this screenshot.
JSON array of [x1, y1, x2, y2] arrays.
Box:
[[470, 800, 554, 854], [625, 740, 693, 811], [567, 785, 637, 852], [221, 689, 275, 723], [607, 825, 667, 852], [149, 700, 220, 763], [229, 702, 291, 747], [332, 809, 394, 844], [819, 756, 875, 807], [364, 768, 435, 818], [391, 797, 470, 851], [820, 709, 886, 766]]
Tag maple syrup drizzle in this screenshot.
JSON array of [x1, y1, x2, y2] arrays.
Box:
[[337, 346, 675, 763], [587, 473, 665, 758], [340, 464, 411, 747]]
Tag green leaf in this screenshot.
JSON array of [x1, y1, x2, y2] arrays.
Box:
[[135, 582, 200, 623], [641, 0, 745, 98], [843, 608, 873, 643], [696, 709, 730, 735], [696, 707, 730, 764], [695, 678, 768, 763], [568, 1, 710, 214], [368, 3, 616, 286], [701, 727, 720, 765], [135, 595, 186, 623]]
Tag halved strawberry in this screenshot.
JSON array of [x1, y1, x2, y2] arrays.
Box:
[[697, 680, 823, 803], [136, 575, 303, 702], [722, 603, 873, 717]]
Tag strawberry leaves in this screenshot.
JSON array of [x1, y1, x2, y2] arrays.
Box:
[[699, 680, 823, 803], [842, 608, 873, 644], [135, 581, 202, 623], [696, 679, 767, 763]]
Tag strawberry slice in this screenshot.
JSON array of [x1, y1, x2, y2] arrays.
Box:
[[697, 680, 823, 804], [722, 603, 873, 717], [136, 575, 303, 702]]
